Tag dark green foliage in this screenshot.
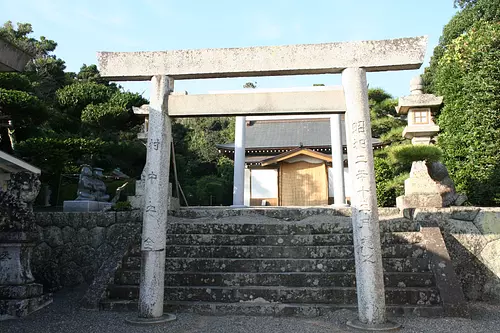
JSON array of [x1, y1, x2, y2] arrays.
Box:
[[368, 88, 397, 118], [367, 88, 402, 139], [423, 0, 500, 93], [0, 21, 56, 56], [170, 118, 235, 206], [367, 88, 410, 207], [76, 64, 108, 85], [371, 117, 406, 138], [112, 201, 132, 211], [374, 158, 396, 207], [81, 103, 129, 130], [16, 137, 146, 204], [433, 20, 500, 205], [178, 117, 235, 163], [109, 91, 148, 110], [0, 88, 47, 141], [56, 82, 113, 116], [380, 127, 408, 144], [389, 144, 442, 166], [0, 73, 32, 91]]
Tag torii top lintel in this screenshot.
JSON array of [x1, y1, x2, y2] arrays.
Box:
[[97, 36, 428, 81]]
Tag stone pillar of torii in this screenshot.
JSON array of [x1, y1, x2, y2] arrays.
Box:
[[97, 36, 427, 330]]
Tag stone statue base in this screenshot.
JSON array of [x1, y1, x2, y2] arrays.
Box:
[[397, 161, 467, 210], [0, 232, 53, 320], [63, 200, 112, 212], [0, 284, 53, 320], [397, 193, 445, 210]]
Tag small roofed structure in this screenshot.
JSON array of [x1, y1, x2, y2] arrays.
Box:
[[396, 76, 442, 145], [0, 150, 41, 191], [218, 116, 384, 206]]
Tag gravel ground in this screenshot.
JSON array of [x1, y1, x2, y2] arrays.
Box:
[[1, 288, 500, 333]]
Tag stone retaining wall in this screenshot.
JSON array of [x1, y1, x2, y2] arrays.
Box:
[[408, 207, 500, 302], [30, 207, 500, 303], [32, 211, 141, 291]]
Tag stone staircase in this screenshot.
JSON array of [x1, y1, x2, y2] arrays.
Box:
[[100, 208, 455, 317]]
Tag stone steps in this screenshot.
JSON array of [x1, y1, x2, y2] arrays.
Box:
[[100, 299, 444, 317], [101, 213, 446, 317], [165, 232, 422, 246], [115, 271, 435, 288], [106, 285, 441, 305], [122, 257, 431, 273], [127, 244, 426, 259], [165, 218, 419, 234]]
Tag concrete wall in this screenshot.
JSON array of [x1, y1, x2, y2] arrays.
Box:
[[32, 211, 141, 291], [251, 169, 278, 199]]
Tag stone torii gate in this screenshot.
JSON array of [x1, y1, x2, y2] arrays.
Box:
[[98, 36, 427, 330]]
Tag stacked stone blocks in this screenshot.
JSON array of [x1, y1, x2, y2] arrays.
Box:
[[32, 211, 142, 290]]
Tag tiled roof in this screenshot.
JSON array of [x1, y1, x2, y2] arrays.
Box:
[[218, 118, 381, 150]]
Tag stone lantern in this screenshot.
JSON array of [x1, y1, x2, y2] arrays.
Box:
[[395, 76, 466, 209], [396, 76, 442, 145]]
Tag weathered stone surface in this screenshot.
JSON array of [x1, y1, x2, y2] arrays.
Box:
[[34, 213, 51, 227], [61, 226, 76, 244], [0, 293, 53, 320], [412, 208, 451, 224], [74, 245, 95, 268], [0, 283, 43, 299], [76, 228, 90, 245], [129, 210, 142, 223], [43, 226, 63, 247], [90, 227, 105, 248], [404, 161, 439, 195], [59, 261, 84, 287], [427, 162, 463, 207], [35, 225, 43, 242], [443, 219, 487, 256], [421, 226, 468, 317], [107, 284, 440, 306], [85, 213, 98, 229], [65, 213, 82, 229], [115, 211, 131, 225], [172, 207, 353, 220], [144, 257, 431, 273], [397, 194, 444, 210], [473, 209, 500, 242], [398, 161, 464, 209], [480, 239, 500, 281], [80, 228, 140, 309], [169, 90, 346, 117], [50, 212, 67, 228], [57, 243, 75, 265], [450, 207, 480, 221], [95, 212, 116, 227], [0, 37, 31, 72], [32, 242, 51, 265], [98, 36, 427, 81], [0, 242, 35, 285]]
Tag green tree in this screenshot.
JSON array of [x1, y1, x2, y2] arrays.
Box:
[[433, 20, 500, 205], [423, 0, 500, 92]]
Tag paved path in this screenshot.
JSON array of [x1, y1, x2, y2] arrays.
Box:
[[1, 288, 500, 333]]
